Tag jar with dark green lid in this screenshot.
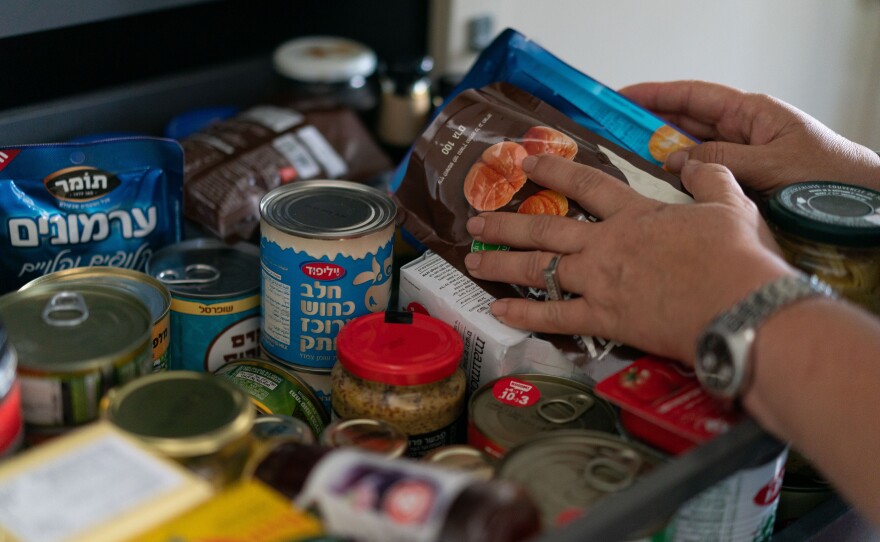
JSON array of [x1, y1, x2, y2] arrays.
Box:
[[102, 371, 257, 488], [767, 181, 880, 314]]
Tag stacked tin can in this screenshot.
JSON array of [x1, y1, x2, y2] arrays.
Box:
[[258, 180, 397, 415], [0, 319, 23, 456]]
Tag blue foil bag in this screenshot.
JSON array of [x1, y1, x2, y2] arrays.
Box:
[[0, 137, 184, 292]]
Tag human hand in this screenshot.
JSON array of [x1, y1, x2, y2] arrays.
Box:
[[464, 155, 795, 365], [620, 80, 880, 196]]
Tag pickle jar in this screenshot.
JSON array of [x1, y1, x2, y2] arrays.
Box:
[[331, 311, 466, 458], [767, 181, 880, 314], [102, 371, 256, 489]]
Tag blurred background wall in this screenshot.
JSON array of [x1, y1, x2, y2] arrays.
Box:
[[429, 0, 880, 150]]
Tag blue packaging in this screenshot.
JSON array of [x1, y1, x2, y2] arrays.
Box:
[[0, 138, 184, 293]]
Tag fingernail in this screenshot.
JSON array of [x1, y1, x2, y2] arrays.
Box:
[[466, 216, 485, 236], [464, 252, 482, 271], [665, 151, 688, 171], [490, 299, 508, 317], [522, 155, 537, 172], [682, 158, 703, 172]]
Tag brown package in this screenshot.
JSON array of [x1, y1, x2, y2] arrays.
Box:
[[182, 105, 392, 242], [395, 82, 691, 356]]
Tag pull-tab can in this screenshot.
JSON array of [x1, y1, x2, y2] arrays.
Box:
[[0, 283, 151, 441], [147, 239, 261, 372], [467, 374, 619, 460]]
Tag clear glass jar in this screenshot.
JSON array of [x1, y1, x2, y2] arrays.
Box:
[[767, 181, 880, 315], [331, 311, 466, 458]]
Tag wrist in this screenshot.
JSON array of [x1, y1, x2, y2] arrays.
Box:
[[693, 273, 835, 402]]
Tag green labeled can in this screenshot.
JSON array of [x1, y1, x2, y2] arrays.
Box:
[[21, 267, 172, 372], [214, 358, 329, 438], [0, 282, 151, 434]]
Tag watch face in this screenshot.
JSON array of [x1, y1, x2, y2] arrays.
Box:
[[696, 332, 735, 396]]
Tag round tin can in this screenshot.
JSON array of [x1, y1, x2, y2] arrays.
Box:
[[320, 418, 408, 458], [251, 414, 316, 445], [422, 444, 495, 481], [468, 374, 619, 460], [213, 358, 329, 438], [666, 445, 788, 542], [767, 181, 880, 314], [259, 180, 397, 369], [147, 238, 262, 372], [497, 430, 666, 533], [266, 351, 332, 415], [102, 371, 257, 489], [21, 267, 172, 372], [0, 283, 151, 433], [0, 321, 23, 457]]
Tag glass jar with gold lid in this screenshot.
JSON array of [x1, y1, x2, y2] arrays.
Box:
[[102, 371, 256, 488], [767, 181, 880, 314]]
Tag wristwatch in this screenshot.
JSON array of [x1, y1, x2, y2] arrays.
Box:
[[694, 273, 834, 401]]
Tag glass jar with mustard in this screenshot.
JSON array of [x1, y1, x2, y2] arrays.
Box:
[[767, 181, 880, 314], [331, 311, 466, 458]]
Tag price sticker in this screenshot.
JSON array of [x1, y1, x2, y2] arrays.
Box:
[[492, 377, 541, 407]]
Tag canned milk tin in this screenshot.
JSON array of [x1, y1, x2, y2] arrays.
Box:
[[214, 357, 329, 437], [0, 283, 151, 431], [266, 351, 332, 415], [102, 371, 257, 489], [21, 267, 172, 372], [260, 180, 396, 369], [468, 374, 619, 460], [147, 239, 261, 372], [497, 430, 666, 533], [0, 321, 23, 456], [667, 446, 789, 542]]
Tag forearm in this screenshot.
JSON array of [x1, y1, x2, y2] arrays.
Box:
[[743, 297, 880, 524]]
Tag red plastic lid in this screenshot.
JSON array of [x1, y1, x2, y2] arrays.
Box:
[[336, 312, 463, 386]]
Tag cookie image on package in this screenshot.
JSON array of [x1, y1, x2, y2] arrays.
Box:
[[648, 125, 692, 163], [518, 189, 569, 216], [520, 125, 578, 159], [463, 141, 528, 211]]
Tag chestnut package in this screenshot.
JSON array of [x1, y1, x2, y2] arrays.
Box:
[[394, 82, 692, 355]]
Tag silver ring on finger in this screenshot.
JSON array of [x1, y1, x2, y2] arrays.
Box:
[[543, 254, 564, 301]]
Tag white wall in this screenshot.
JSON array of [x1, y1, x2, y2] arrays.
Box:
[[430, 0, 880, 150]]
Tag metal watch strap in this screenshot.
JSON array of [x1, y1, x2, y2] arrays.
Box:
[[695, 273, 835, 400]]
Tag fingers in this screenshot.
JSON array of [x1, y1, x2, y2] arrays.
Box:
[[488, 297, 599, 337], [467, 212, 585, 254], [679, 159, 748, 206], [464, 249, 580, 293], [665, 141, 779, 191], [522, 154, 645, 219], [619, 80, 744, 131]]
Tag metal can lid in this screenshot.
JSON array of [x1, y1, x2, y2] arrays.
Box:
[[469, 374, 619, 452], [147, 238, 260, 298], [260, 180, 397, 240], [273, 36, 377, 84], [319, 418, 408, 459], [0, 283, 151, 372], [252, 414, 316, 444], [768, 181, 880, 247], [422, 445, 495, 480], [20, 267, 170, 324], [102, 371, 255, 458], [497, 430, 665, 528], [336, 312, 463, 386]]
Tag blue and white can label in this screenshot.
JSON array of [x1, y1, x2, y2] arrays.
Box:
[[259, 180, 397, 370]]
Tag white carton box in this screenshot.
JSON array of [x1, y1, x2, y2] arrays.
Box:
[[398, 251, 635, 394]]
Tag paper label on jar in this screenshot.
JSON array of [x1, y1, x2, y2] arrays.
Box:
[[406, 422, 458, 458], [297, 449, 473, 542]]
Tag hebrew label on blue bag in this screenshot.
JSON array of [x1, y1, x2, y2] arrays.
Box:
[[0, 138, 184, 293]]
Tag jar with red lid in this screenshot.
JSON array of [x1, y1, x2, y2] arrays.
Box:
[[331, 311, 466, 458]]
